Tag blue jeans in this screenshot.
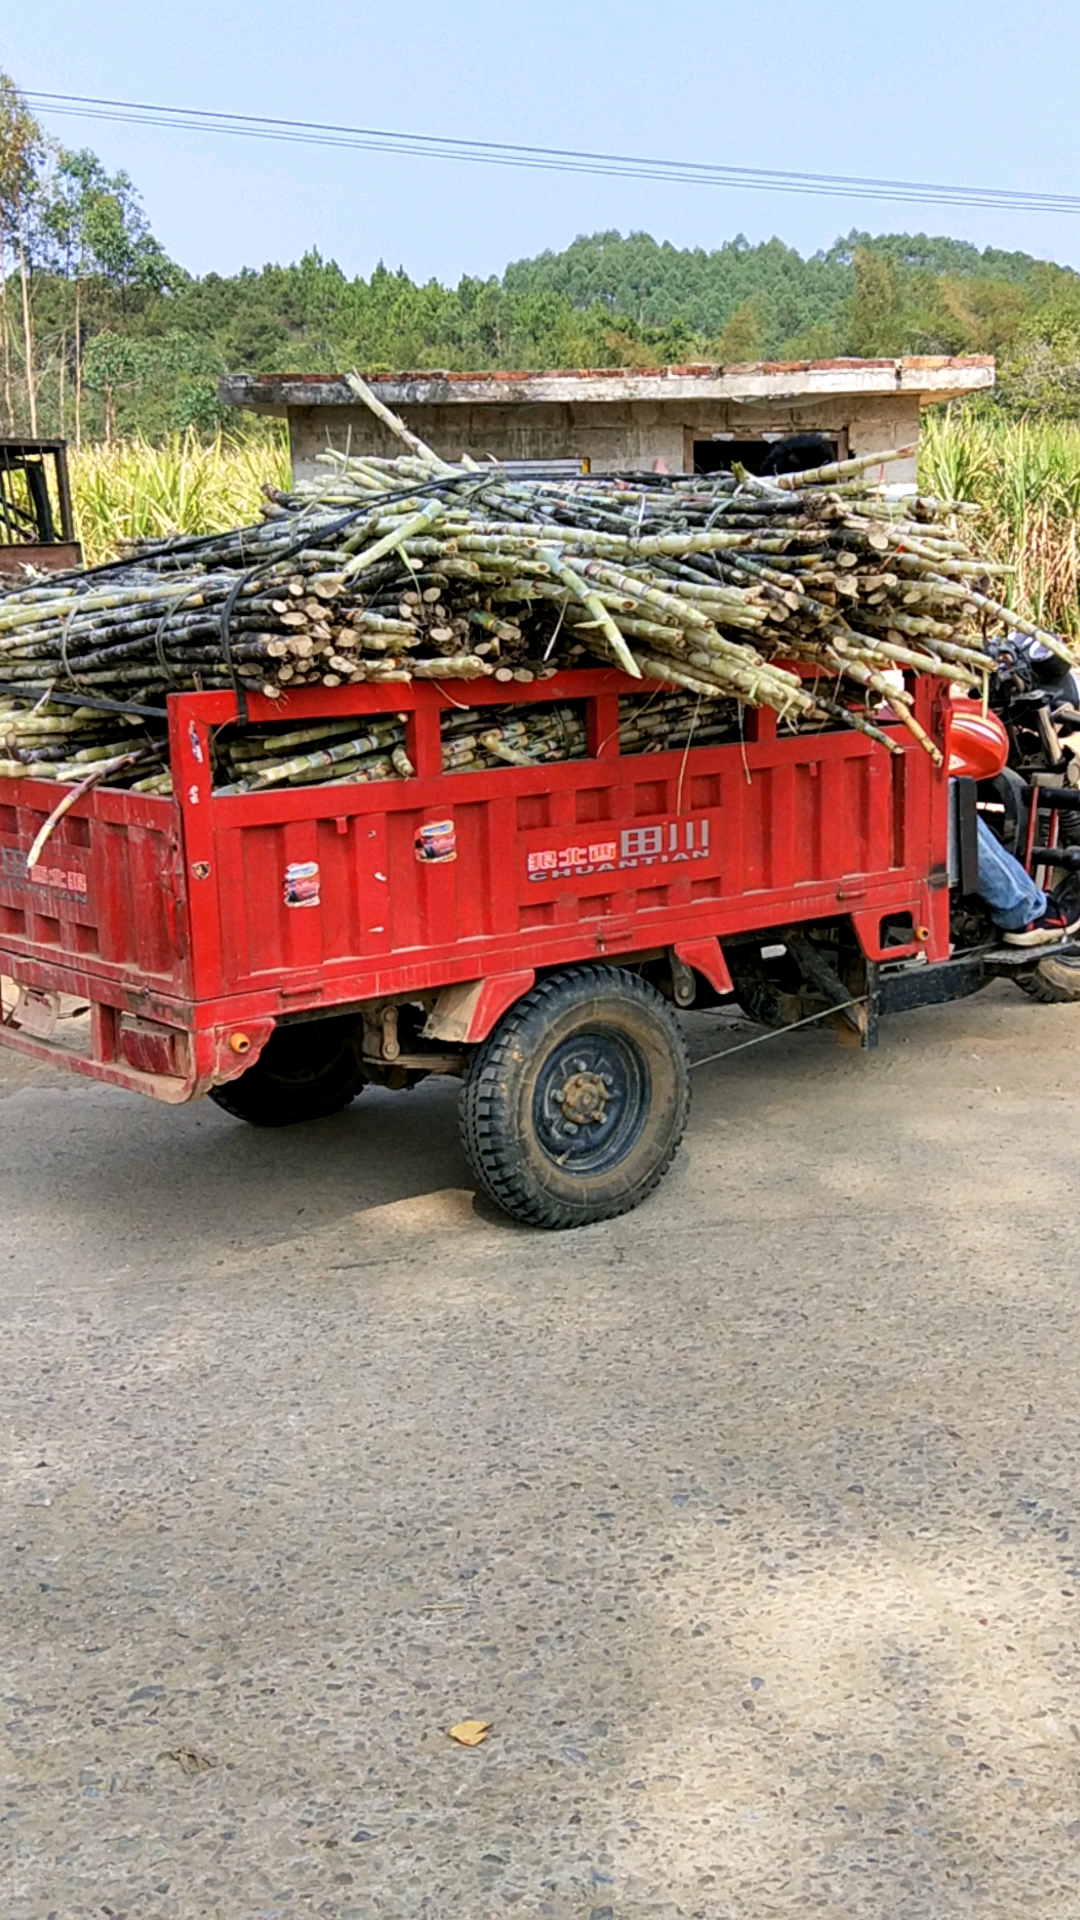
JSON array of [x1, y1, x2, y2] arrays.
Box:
[[976, 815, 1046, 929]]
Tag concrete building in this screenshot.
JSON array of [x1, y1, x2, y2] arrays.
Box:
[[220, 356, 994, 487]]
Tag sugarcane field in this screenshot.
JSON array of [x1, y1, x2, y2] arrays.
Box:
[[7, 22, 1080, 1920]]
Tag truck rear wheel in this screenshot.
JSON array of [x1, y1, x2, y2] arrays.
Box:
[[459, 965, 690, 1229], [209, 1017, 367, 1127]]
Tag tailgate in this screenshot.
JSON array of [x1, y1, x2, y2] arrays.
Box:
[[0, 775, 190, 998]]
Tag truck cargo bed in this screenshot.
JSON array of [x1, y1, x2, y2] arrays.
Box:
[[0, 669, 950, 1099]]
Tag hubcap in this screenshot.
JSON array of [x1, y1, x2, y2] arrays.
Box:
[[555, 1069, 611, 1127], [533, 1030, 649, 1174]]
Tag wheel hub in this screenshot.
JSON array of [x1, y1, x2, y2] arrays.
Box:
[[554, 1068, 611, 1127], [534, 1032, 646, 1170]]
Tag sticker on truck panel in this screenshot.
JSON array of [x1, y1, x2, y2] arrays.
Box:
[[526, 816, 712, 882], [1, 845, 88, 900], [415, 819, 457, 864], [283, 860, 320, 908]]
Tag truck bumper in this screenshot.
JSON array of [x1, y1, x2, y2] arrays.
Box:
[[0, 964, 274, 1103]]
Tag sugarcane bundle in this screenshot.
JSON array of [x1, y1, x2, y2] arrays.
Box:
[[1, 369, 1071, 791], [82, 689, 734, 798]]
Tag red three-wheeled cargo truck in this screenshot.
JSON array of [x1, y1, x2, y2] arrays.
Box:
[[1, 665, 1075, 1226]]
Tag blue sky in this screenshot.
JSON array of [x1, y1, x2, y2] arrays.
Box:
[[6, 0, 1079, 281]]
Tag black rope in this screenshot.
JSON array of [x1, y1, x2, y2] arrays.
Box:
[[4, 472, 483, 730], [62, 470, 470, 587], [0, 683, 167, 719], [152, 590, 193, 687], [215, 473, 479, 726], [216, 502, 383, 724], [58, 602, 85, 693], [218, 570, 254, 722]]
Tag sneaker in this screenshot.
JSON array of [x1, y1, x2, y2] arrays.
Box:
[[1003, 901, 1080, 947]]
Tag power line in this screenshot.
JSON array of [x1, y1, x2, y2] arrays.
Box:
[[24, 90, 1080, 219]]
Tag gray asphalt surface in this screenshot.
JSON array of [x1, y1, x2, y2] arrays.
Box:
[[3, 983, 1080, 1919]]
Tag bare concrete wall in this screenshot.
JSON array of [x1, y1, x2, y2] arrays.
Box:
[[288, 393, 922, 485]]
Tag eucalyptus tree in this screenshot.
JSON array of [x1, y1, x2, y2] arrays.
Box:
[[0, 72, 46, 433]]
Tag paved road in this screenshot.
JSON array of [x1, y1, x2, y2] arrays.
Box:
[[3, 984, 1080, 1919]]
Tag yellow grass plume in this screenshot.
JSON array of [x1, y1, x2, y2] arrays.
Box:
[[70, 429, 290, 565], [921, 409, 1080, 646]]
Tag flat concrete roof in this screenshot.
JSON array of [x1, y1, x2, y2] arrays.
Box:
[[221, 356, 994, 414]]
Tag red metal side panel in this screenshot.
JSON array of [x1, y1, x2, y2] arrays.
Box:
[[0, 672, 952, 1047], [0, 777, 189, 998], [195, 687, 948, 1004]]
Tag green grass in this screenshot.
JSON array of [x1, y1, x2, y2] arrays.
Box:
[[70, 428, 290, 566], [920, 409, 1080, 644]]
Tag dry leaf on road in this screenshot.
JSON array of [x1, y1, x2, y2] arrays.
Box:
[[164, 1745, 216, 1776], [447, 1719, 492, 1747]]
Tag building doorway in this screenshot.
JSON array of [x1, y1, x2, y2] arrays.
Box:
[[692, 432, 843, 477]]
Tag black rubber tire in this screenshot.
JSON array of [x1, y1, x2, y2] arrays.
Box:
[[459, 964, 690, 1230], [1015, 956, 1080, 1004], [209, 1017, 367, 1127], [1014, 869, 1080, 1003]]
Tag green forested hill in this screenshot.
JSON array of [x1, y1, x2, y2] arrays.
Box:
[[502, 229, 1062, 355], [503, 231, 843, 351], [98, 225, 1080, 436], [5, 71, 1080, 441]]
